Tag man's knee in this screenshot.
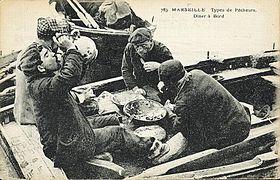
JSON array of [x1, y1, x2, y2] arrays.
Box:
[[237, 121, 250, 142], [228, 120, 251, 145], [87, 114, 120, 128], [104, 114, 121, 125]]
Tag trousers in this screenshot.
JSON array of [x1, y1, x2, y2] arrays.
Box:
[[87, 114, 154, 156]]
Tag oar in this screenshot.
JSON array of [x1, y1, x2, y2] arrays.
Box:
[[66, 0, 91, 28], [128, 149, 218, 179], [72, 0, 99, 29], [146, 151, 278, 179]]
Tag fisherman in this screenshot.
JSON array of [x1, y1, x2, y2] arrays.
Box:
[[49, 0, 147, 30], [158, 60, 251, 154], [14, 17, 71, 124], [122, 27, 173, 103], [18, 35, 170, 174], [14, 16, 101, 125]]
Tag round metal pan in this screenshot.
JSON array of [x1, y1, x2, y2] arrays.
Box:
[[123, 99, 167, 122]]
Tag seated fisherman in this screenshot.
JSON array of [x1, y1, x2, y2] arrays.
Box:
[[18, 35, 170, 171], [14, 17, 71, 124], [14, 17, 96, 124], [158, 60, 251, 154], [122, 27, 173, 103], [49, 0, 147, 29]]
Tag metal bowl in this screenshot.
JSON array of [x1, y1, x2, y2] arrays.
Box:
[[123, 99, 167, 122]]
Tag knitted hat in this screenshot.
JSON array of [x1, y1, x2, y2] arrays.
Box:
[[158, 60, 186, 82], [37, 17, 70, 40], [128, 28, 152, 44], [18, 43, 43, 76]]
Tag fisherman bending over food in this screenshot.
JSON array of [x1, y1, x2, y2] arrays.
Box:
[[158, 60, 251, 154], [122, 27, 173, 103], [18, 33, 171, 176]]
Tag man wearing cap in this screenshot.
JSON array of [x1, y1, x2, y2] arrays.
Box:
[[122, 27, 173, 103], [18, 35, 169, 173], [158, 60, 251, 153], [14, 17, 71, 125], [14, 17, 96, 125]]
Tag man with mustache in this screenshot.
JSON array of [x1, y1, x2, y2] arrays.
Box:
[[122, 27, 173, 103]]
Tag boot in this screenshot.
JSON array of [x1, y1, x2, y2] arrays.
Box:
[[148, 139, 170, 160], [152, 132, 188, 165]]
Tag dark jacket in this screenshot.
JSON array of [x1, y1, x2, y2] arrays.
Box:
[[28, 49, 95, 167], [122, 40, 173, 89], [171, 70, 251, 151]]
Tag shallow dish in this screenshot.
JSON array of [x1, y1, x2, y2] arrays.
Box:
[[123, 99, 167, 122]]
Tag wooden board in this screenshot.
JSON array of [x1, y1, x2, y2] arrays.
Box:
[[146, 152, 278, 179], [0, 73, 15, 85], [165, 130, 276, 174], [0, 122, 67, 179], [216, 67, 271, 82], [130, 149, 218, 178], [261, 75, 280, 88], [0, 136, 19, 179]]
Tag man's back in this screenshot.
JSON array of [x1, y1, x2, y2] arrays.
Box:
[[174, 69, 250, 150]]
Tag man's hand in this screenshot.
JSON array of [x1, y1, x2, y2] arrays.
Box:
[[83, 87, 96, 100], [164, 99, 175, 112], [132, 86, 146, 96], [157, 81, 165, 93], [143, 62, 161, 72], [55, 33, 75, 51]]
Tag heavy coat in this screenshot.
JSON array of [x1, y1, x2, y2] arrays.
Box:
[[171, 70, 251, 152], [14, 49, 36, 125], [28, 49, 95, 167]]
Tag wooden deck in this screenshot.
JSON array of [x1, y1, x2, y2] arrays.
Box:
[[0, 99, 278, 179], [0, 122, 67, 179]]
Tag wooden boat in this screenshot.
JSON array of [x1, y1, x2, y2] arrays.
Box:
[[0, 46, 279, 178], [0, 0, 279, 178]]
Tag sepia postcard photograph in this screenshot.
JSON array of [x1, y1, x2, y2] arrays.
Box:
[[0, 0, 279, 179]]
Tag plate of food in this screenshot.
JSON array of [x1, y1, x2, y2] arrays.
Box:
[[123, 99, 167, 122], [134, 125, 166, 141], [111, 90, 145, 108]]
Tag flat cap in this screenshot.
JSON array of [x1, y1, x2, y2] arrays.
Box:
[[37, 17, 70, 40]]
